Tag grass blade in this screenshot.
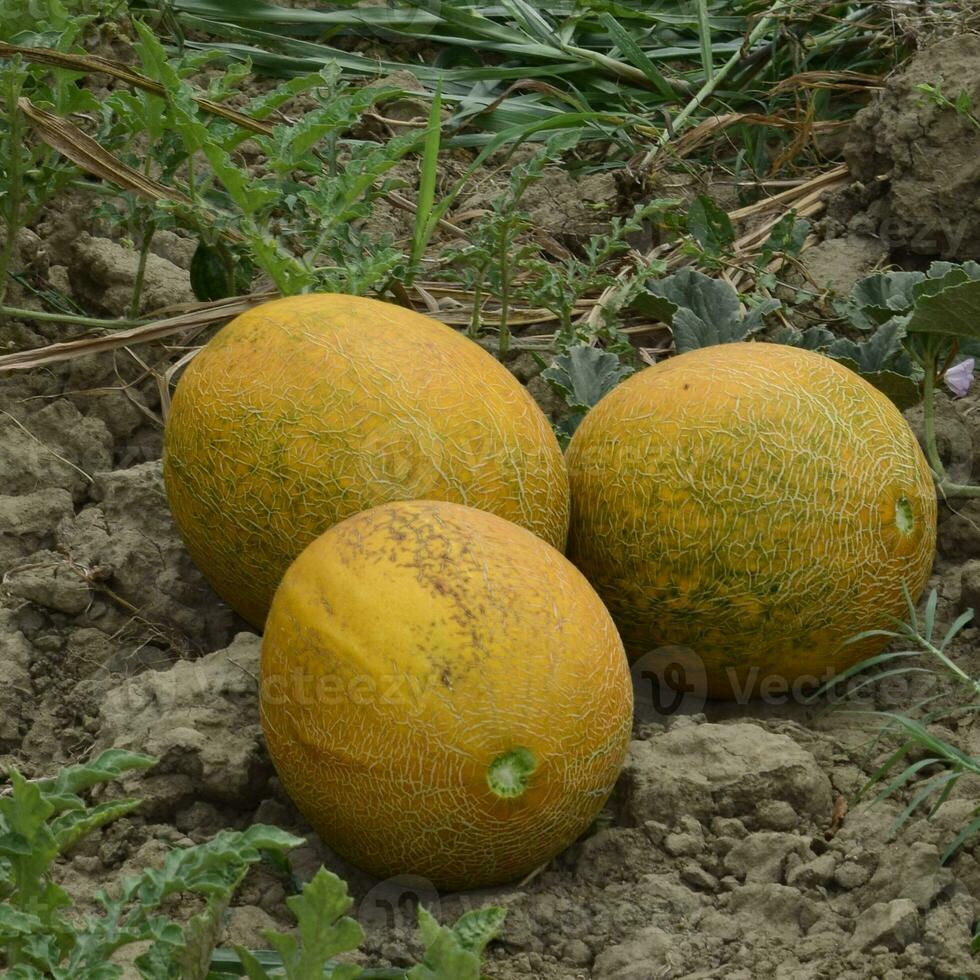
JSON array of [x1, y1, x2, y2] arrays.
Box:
[[942, 810, 980, 864], [410, 84, 443, 273], [597, 12, 677, 100], [697, 0, 714, 82]]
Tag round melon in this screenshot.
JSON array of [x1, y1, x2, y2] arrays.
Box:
[[566, 342, 937, 700], [163, 293, 569, 627], [259, 499, 632, 890]]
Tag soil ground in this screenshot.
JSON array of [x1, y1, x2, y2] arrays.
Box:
[[3, 28, 980, 980]]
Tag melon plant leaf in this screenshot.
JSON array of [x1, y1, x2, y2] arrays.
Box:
[[827, 319, 906, 372], [449, 907, 507, 956], [638, 268, 779, 353], [259, 868, 364, 980], [826, 320, 920, 408], [542, 345, 634, 414], [50, 799, 143, 853], [908, 279, 980, 339], [406, 906, 504, 980], [773, 325, 836, 350], [848, 271, 926, 325], [35, 748, 155, 798]]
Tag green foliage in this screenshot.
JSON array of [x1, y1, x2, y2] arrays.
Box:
[[101, 20, 420, 297], [0, 748, 304, 979], [637, 268, 779, 354], [523, 200, 670, 350], [0, 0, 104, 303], [0, 751, 505, 980], [541, 344, 635, 443], [686, 195, 734, 257], [441, 132, 576, 351], [814, 590, 980, 870], [143, 0, 905, 170]]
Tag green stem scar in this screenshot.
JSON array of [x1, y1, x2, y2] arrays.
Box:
[[895, 497, 914, 534], [487, 747, 537, 799]]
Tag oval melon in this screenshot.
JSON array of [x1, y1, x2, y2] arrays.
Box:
[[259, 500, 632, 890], [566, 343, 937, 700], [163, 293, 569, 626]]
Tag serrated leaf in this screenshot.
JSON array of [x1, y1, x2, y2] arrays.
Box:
[[850, 271, 925, 322], [0, 903, 44, 938], [640, 269, 777, 354], [50, 798, 142, 853], [450, 907, 507, 956], [827, 319, 906, 372], [541, 345, 634, 413], [36, 748, 156, 799], [406, 907, 481, 980], [261, 868, 364, 980]]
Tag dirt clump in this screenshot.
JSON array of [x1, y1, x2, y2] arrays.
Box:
[[840, 35, 980, 260]]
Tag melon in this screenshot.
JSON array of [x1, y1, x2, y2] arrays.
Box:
[[565, 343, 937, 700], [259, 500, 632, 890], [163, 293, 569, 627]]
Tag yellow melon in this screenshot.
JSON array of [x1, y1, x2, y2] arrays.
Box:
[[566, 343, 937, 700], [163, 294, 569, 627], [259, 500, 632, 890]]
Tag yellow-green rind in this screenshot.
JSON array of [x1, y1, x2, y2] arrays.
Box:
[[566, 343, 937, 700], [260, 500, 632, 891], [163, 293, 569, 627]]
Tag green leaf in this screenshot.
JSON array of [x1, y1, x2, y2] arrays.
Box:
[[687, 194, 734, 255], [849, 271, 925, 323], [411, 83, 444, 271], [406, 908, 480, 980], [35, 749, 155, 799], [760, 213, 810, 263], [773, 325, 836, 350], [542, 345, 634, 414], [822, 320, 921, 408], [639, 269, 778, 353], [0, 903, 44, 939], [50, 799, 143, 853], [261, 868, 364, 980], [450, 907, 507, 956], [907, 279, 980, 340]]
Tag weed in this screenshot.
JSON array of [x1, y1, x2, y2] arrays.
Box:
[[0, 749, 505, 979], [813, 590, 980, 951]]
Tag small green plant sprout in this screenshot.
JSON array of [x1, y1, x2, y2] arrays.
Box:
[[0, 749, 506, 979], [811, 589, 980, 876], [541, 344, 634, 444], [522, 199, 670, 351], [915, 83, 980, 131], [441, 132, 578, 352]]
